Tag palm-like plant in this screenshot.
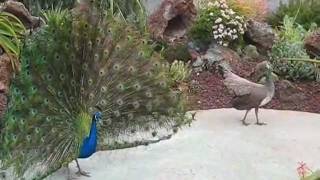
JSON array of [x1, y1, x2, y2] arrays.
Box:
[[0, 11, 26, 72]]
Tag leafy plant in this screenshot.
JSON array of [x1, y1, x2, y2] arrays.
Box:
[[166, 60, 192, 84], [227, 0, 268, 22], [0, 11, 26, 72], [189, 0, 246, 46], [270, 16, 320, 81], [20, 0, 76, 15], [268, 0, 320, 30]]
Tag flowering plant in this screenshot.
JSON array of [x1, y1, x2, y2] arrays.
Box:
[[189, 0, 246, 46]]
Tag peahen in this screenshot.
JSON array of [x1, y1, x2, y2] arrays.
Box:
[[219, 61, 275, 126], [0, 0, 191, 179]]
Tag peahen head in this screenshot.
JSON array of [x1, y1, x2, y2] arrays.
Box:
[[253, 61, 273, 80]]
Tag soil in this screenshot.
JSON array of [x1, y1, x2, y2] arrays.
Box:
[[188, 59, 320, 114]]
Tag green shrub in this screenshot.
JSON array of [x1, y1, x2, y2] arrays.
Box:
[[268, 0, 320, 30], [270, 16, 320, 81], [0, 12, 26, 72], [189, 0, 246, 46]]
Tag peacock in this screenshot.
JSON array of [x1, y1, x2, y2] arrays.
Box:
[[0, 0, 192, 179]]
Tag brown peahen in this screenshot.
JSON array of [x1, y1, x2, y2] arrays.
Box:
[[219, 61, 275, 126], [0, 1, 192, 179]]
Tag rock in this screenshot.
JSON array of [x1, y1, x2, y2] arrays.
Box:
[[0, 54, 13, 94], [148, 0, 197, 44], [304, 29, 320, 58], [0, 0, 44, 29], [275, 80, 307, 103], [203, 43, 242, 71], [192, 56, 204, 68], [243, 45, 260, 60], [0, 54, 13, 117], [244, 20, 276, 55]]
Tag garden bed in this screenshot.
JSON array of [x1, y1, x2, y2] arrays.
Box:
[[188, 60, 320, 114]]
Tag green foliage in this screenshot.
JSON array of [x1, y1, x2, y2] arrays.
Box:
[[0, 11, 26, 72], [167, 60, 192, 84], [21, 0, 76, 15], [189, 0, 246, 47], [268, 0, 320, 30], [302, 170, 320, 180], [162, 44, 192, 63], [270, 16, 320, 81]]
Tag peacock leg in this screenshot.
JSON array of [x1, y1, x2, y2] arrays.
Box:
[[241, 110, 251, 126], [255, 108, 267, 125], [75, 159, 90, 177]]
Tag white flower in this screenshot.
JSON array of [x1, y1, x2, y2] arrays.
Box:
[[233, 35, 238, 39], [218, 28, 223, 33], [218, 41, 223, 45], [212, 25, 218, 29], [229, 9, 235, 15], [209, 12, 214, 16], [208, 2, 214, 7], [215, 18, 222, 23], [219, 24, 224, 29], [214, 35, 218, 39], [213, 30, 218, 34], [233, 29, 237, 33], [223, 43, 228, 47]]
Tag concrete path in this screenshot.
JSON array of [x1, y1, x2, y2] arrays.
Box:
[[48, 109, 320, 180]]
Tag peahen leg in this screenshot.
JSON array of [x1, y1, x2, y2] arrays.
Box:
[[255, 108, 267, 126], [75, 159, 90, 177], [241, 110, 251, 126]]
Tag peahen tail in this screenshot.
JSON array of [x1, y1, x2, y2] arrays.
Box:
[[0, 1, 192, 179]]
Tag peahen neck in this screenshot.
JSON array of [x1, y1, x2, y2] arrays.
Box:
[[265, 70, 275, 93]]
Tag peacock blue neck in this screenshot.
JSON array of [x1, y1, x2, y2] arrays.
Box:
[[78, 115, 99, 159]]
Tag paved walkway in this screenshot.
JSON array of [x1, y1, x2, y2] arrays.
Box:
[[47, 109, 320, 180]]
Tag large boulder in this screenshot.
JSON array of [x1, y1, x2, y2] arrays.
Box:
[[148, 0, 197, 44], [244, 20, 276, 55], [304, 29, 320, 58]]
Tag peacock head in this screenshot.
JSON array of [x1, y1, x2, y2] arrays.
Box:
[[94, 112, 102, 121]]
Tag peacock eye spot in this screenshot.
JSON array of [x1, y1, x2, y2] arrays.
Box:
[[100, 99, 107, 106], [142, 40, 147, 44], [84, 23, 89, 28], [107, 28, 112, 33], [101, 86, 107, 93], [71, 80, 76, 86], [55, 55, 60, 60], [88, 79, 93, 85], [128, 113, 134, 120], [47, 74, 52, 81], [138, 51, 144, 56], [89, 93, 94, 99], [57, 91, 63, 97], [59, 74, 65, 80], [21, 96, 26, 102], [116, 45, 121, 51], [116, 99, 123, 106], [82, 63, 89, 70], [113, 64, 120, 71], [99, 70, 105, 76]]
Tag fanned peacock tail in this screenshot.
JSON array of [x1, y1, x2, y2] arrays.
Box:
[[0, 0, 192, 179]]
